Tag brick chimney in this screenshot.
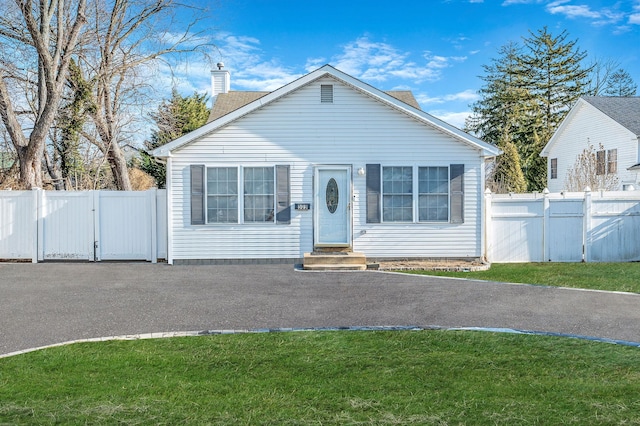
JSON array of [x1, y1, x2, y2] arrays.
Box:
[[211, 62, 230, 104]]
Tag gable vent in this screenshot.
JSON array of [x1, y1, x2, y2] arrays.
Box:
[[321, 84, 333, 103]]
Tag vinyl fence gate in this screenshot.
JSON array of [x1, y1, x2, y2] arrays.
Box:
[[0, 189, 166, 263]]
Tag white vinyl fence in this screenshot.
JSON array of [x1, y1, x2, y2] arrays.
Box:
[[2, 188, 639, 264], [485, 189, 640, 263], [0, 189, 166, 263]]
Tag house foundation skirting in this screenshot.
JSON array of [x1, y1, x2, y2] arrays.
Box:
[[173, 258, 302, 266]]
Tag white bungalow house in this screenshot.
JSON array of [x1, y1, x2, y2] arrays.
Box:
[[152, 64, 500, 266], [541, 96, 640, 192]]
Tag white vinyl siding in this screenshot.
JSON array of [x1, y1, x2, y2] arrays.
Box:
[[168, 77, 485, 260], [546, 102, 637, 192]]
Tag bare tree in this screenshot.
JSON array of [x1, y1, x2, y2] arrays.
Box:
[[0, 0, 209, 190], [0, 0, 87, 189], [588, 57, 619, 95], [565, 143, 619, 191], [67, 0, 210, 190]]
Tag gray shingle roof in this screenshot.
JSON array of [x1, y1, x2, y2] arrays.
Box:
[[207, 90, 422, 123], [582, 96, 640, 136], [208, 91, 269, 123]]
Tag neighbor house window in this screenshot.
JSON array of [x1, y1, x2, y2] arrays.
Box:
[[382, 166, 413, 222], [596, 150, 606, 175], [550, 158, 558, 179], [207, 167, 238, 223], [244, 167, 275, 223], [607, 149, 617, 174], [418, 167, 449, 221]]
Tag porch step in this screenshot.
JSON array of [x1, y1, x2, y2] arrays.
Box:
[[303, 251, 367, 271]]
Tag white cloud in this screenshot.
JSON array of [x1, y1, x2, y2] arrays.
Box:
[[427, 110, 471, 130], [305, 57, 327, 72], [416, 89, 479, 106], [502, 0, 543, 5], [629, 1, 640, 24], [328, 36, 467, 84], [208, 33, 303, 91], [537, 0, 631, 27], [546, 1, 601, 19]]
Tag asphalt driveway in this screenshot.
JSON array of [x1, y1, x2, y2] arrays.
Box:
[[1, 262, 640, 356]]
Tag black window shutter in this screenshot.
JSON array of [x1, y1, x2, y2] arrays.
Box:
[[366, 164, 381, 223], [276, 165, 290, 224], [450, 164, 464, 224], [190, 165, 205, 225]]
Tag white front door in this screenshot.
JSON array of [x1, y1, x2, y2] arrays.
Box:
[[315, 166, 351, 247]]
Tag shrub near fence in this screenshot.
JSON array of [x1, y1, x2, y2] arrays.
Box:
[[485, 188, 640, 263], [0, 189, 166, 263]]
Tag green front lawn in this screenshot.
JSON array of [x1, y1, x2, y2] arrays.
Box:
[[1, 330, 639, 424], [405, 262, 640, 293]]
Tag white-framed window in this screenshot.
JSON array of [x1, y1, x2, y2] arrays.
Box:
[[382, 166, 413, 222], [207, 167, 239, 223], [381, 166, 451, 223], [205, 166, 276, 224], [191, 164, 290, 226], [550, 158, 558, 179], [607, 149, 617, 174], [243, 167, 275, 223], [418, 166, 449, 221]]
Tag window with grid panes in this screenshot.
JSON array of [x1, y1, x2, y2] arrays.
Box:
[[207, 167, 238, 223], [244, 167, 275, 223], [418, 167, 449, 221], [382, 166, 413, 222]]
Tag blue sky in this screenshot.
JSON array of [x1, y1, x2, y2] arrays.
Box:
[[170, 0, 640, 129]]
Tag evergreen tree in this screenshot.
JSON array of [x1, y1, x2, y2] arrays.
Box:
[[466, 43, 528, 143], [466, 42, 540, 192], [141, 90, 210, 188], [521, 27, 592, 132], [603, 69, 638, 96], [519, 27, 592, 191], [469, 27, 593, 192], [491, 129, 527, 193]]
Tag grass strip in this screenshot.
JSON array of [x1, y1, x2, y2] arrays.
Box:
[[1, 330, 639, 424], [404, 262, 640, 293]]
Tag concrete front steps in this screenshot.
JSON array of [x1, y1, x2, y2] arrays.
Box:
[[303, 251, 367, 271]]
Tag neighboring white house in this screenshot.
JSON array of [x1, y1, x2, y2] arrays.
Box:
[[152, 64, 500, 265], [541, 96, 640, 192]]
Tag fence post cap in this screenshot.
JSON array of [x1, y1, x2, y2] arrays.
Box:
[[543, 188, 550, 194], [584, 186, 591, 193], [484, 188, 492, 194]]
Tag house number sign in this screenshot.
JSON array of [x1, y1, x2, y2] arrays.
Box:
[[326, 178, 339, 214]]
